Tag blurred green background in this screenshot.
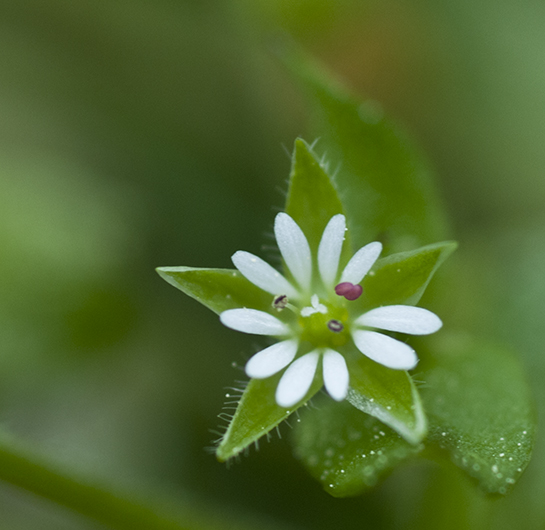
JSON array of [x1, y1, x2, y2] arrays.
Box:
[[1, 0, 544, 528]]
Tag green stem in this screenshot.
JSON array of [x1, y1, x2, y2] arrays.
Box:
[[0, 432, 247, 530]]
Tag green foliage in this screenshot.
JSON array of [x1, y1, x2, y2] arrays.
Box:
[[346, 349, 427, 445], [156, 267, 272, 314], [217, 372, 323, 462], [285, 138, 349, 257], [421, 335, 535, 495], [293, 397, 422, 497], [281, 45, 449, 251], [356, 241, 458, 311]]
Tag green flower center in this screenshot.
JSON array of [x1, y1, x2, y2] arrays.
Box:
[[298, 304, 349, 349]]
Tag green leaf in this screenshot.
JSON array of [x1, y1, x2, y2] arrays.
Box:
[[420, 334, 536, 495], [355, 241, 457, 312], [285, 138, 350, 256], [345, 346, 427, 444], [156, 267, 272, 314], [293, 397, 422, 497], [216, 370, 322, 461], [281, 45, 449, 250]]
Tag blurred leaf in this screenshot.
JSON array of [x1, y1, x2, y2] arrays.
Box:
[[346, 347, 427, 444], [285, 138, 350, 258], [353, 241, 457, 313], [421, 334, 535, 495], [156, 267, 272, 314], [293, 397, 422, 497], [282, 45, 449, 250], [216, 371, 322, 462]]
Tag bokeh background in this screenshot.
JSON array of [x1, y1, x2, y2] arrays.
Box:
[[1, 1, 545, 528]]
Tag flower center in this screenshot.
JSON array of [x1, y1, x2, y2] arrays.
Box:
[[298, 303, 349, 348]]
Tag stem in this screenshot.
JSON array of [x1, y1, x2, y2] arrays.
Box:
[[0, 432, 248, 530]]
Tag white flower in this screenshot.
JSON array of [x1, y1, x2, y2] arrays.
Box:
[[220, 213, 442, 408]]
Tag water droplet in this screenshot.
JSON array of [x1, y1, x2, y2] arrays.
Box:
[[499, 453, 505, 457], [492, 465, 499, 473], [473, 463, 480, 471]]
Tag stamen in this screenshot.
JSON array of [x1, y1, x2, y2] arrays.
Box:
[[335, 282, 362, 301], [327, 319, 344, 333], [272, 294, 289, 310]]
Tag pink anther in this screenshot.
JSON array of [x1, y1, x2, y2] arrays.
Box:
[[335, 282, 363, 301]]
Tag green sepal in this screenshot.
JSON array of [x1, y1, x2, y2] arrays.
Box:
[[355, 241, 457, 312], [293, 397, 422, 497], [216, 370, 323, 462], [421, 334, 536, 495], [156, 267, 272, 314], [285, 138, 351, 257], [345, 347, 427, 445]]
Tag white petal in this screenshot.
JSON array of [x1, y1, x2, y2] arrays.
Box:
[[245, 339, 299, 378], [232, 251, 299, 299], [275, 351, 319, 408], [318, 214, 346, 288], [322, 349, 349, 401], [340, 241, 382, 284], [220, 308, 290, 336], [355, 305, 442, 335], [274, 213, 312, 292], [352, 330, 418, 370]]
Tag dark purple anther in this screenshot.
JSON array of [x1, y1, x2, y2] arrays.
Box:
[[327, 319, 344, 333], [335, 282, 363, 301]]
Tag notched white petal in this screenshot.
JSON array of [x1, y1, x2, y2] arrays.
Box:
[[322, 349, 349, 401], [318, 214, 346, 288], [275, 351, 319, 408], [245, 339, 299, 379], [340, 241, 382, 284], [355, 305, 442, 335], [352, 330, 418, 370], [232, 251, 299, 299], [274, 213, 312, 292], [220, 308, 290, 336]]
